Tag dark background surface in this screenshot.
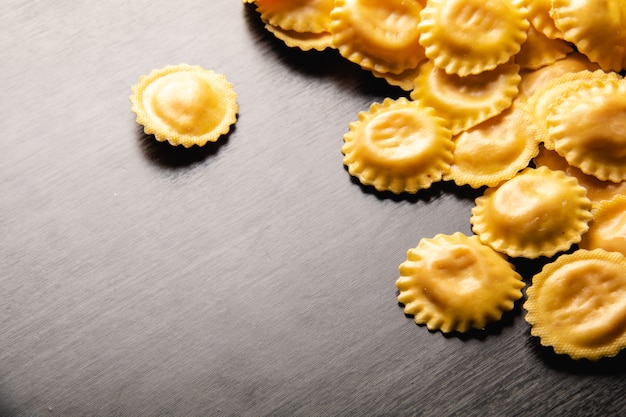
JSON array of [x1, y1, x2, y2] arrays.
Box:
[[2, 1, 625, 416]]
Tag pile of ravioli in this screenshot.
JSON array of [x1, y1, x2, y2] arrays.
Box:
[[248, 0, 626, 362]]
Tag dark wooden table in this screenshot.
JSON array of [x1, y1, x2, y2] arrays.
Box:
[[2, 1, 625, 415]]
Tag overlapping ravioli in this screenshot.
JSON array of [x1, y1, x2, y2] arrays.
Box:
[[445, 103, 539, 188], [551, 0, 626, 71], [130, 64, 238, 148], [330, 0, 426, 75], [523, 70, 619, 150], [533, 146, 626, 204], [520, 0, 564, 39], [255, 0, 334, 34], [579, 195, 626, 257], [264, 24, 334, 51], [547, 75, 626, 182], [525, 249, 626, 361], [410, 60, 521, 135], [396, 232, 524, 333], [516, 52, 600, 100], [514, 25, 572, 70], [341, 97, 453, 194], [471, 167, 592, 258]]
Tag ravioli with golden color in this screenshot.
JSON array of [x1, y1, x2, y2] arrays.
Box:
[[471, 167, 592, 258], [410, 60, 521, 135], [547, 75, 626, 182], [397, 232, 524, 333], [580, 195, 626, 257], [341, 98, 453, 194], [418, 0, 529, 76], [446, 103, 539, 188], [131, 64, 238, 148], [330, 0, 426, 74], [525, 249, 626, 361]]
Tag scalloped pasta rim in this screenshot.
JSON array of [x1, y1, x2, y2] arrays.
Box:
[[410, 60, 521, 135], [579, 194, 626, 256], [445, 103, 540, 189], [471, 166, 593, 258], [396, 232, 524, 334], [264, 24, 334, 51], [514, 25, 572, 70], [533, 145, 626, 204], [523, 69, 618, 150], [547, 76, 626, 182], [520, 0, 564, 40], [330, 0, 426, 75], [551, 0, 626, 71], [255, 0, 334, 34], [417, 0, 529, 76], [130, 64, 238, 148], [524, 248, 626, 361], [341, 97, 453, 194]]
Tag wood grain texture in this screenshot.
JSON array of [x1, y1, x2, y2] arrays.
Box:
[[1, 1, 625, 416]]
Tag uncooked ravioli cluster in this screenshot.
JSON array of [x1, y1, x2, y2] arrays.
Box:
[[130, 1, 626, 362], [242, 0, 626, 362]]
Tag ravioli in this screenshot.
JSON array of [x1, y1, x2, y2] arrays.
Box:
[[341, 97, 453, 194], [471, 167, 592, 258], [397, 232, 524, 333], [418, 0, 529, 76], [130, 64, 238, 148], [525, 249, 626, 361]]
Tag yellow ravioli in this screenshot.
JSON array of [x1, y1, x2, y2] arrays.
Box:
[[255, 0, 334, 34], [130, 64, 238, 148], [471, 166, 592, 258], [369, 65, 423, 92], [418, 0, 529, 76], [547, 75, 626, 182], [533, 146, 626, 204], [330, 0, 426, 75], [514, 25, 572, 70], [396, 232, 524, 334], [264, 24, 333, 51], [445, 103, 539, 188], [525, 249, 626, 361], [410, 60, 521, 135], [580, 195, 626, 257], [341, 97, 453, 194], [520, 0, 564, 39], [523, 69, 618, 150], [516, 52, 600, 100], [551, 0, 626, 72]]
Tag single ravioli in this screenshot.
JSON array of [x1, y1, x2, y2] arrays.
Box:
[[396, 232, 524, 334], [341, 97, 453, 194], [551, 0, 626, 72], [264, 23, 333, 51], [471, 166, 592, 258], [330, 0, 426, 75], [417, 0, 529, 76], [514, 25, 572, 71], [547, 75, 626, 182], [533, 146, 626, 204], [579, 195, 626, 257], [255, 0, 334, 34], [445, 103, 539, 188], [130, 64, 238, 148], [525, 248, 626, 361], [410, 60, 521, 135]]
